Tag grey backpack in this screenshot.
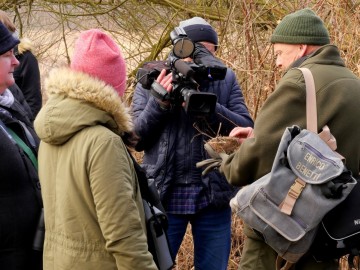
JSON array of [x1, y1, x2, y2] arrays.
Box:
[[231, 68, 357, 270]]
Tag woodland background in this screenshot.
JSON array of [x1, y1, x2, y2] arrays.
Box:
[[1, 0, 359, 269]]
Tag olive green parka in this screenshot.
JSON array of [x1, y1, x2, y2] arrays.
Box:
[[34, 67, 157, 270], [222, 45, 360, 187]]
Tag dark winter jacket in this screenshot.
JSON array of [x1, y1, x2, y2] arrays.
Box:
[[0, 98, 42, 269], [9, 83, 34, 122], [132, 67, 254, 208], [14, 38, 42, 119]]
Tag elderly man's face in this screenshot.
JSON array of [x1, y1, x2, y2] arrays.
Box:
[[273, 43, 304, 71]]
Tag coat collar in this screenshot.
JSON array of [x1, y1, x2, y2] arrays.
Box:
[[44, 67, 133, 135]]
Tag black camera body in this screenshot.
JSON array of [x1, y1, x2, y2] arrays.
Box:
[[136, 27, 227, 116]]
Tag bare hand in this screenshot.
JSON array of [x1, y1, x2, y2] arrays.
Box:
[[229, 127, 254, 144], [156, 69, 173, 92], [154, 69, 173, 109]]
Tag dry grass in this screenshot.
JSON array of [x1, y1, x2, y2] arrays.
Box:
[[175, 214, 359, 270], [206, 136, 241, 155]]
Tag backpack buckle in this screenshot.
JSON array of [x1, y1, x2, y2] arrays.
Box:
[[280, 178, 306, 215], [289, 178, 306, 199]]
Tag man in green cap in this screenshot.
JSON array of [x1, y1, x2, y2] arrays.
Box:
[[200, 8, 360, 270]]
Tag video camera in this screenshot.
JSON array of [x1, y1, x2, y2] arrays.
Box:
[[136, 27, 227, 116]]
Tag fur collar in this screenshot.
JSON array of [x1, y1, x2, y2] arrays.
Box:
[[18, 38, 34, 55], [45, 67, 133, 134]]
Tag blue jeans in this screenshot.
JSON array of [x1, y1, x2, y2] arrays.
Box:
[[167, 206, 231, 270]]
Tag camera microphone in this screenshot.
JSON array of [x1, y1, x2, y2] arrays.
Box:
[[173, 59, 195, 78]]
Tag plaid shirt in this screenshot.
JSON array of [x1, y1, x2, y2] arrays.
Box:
[[166, 183, 209, 214]]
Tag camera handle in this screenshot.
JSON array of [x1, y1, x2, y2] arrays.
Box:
[[150, 81, 170, 101]]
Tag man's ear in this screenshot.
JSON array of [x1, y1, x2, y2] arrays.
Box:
[[299, 44, 308, 57]]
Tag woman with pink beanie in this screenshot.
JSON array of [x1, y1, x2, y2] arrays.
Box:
[[34, 29, 157, 270]]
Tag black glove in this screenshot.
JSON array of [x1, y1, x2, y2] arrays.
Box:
[[196, 143, 229, 175]]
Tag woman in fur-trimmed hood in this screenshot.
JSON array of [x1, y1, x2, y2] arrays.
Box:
[[34, 29, 157, 270]]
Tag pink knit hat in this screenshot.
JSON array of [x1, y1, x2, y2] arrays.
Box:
[[71, 29, 127, 96]]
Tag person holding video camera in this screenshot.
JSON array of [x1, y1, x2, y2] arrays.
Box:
[[132, 17, 254, 270], [0, 22, 42, 269]]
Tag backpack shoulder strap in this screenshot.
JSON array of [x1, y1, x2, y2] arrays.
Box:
[[126, 148, 166, 213], [0, 119, 38, 169], [126, 149, 151, 201], [7, 127, 38, 170], [297, 68, 342, 157], [279, 68, 317, 216], [297, 67, 317, 133], [276, 256, 294, 270]]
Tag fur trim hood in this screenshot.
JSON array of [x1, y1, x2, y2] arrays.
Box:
[[34, 67, 133, 145], [17, 37, 34, 55]]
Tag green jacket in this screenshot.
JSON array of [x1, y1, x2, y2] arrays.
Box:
[[222, 44, 360, 187], [34, 68, 157, 270]]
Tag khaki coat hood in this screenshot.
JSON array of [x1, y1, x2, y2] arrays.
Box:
[[18, 37, 35, 54], [35, 67, 133, 145]]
